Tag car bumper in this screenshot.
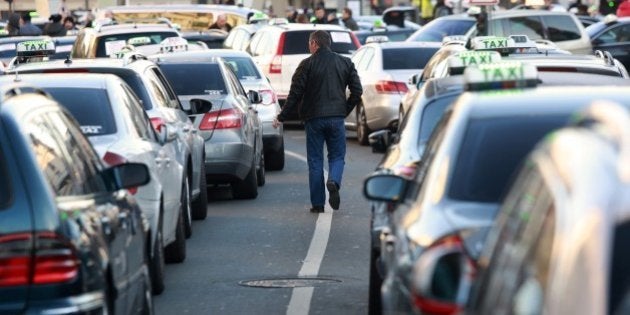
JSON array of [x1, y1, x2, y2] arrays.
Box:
[[204, 141, 254, 182], [25, 291, 105, 315]]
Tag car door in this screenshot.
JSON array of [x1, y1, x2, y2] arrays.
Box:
[[122, 83, 182, 242], [46, 109, 142, 314]]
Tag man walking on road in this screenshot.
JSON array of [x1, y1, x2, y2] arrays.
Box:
[[273, 31, 362, 213]]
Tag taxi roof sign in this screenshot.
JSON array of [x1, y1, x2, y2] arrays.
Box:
[[471, 36, 516, 54], [160, 37, 189, 53], [365, 35, 389, 44], [464, 62, 539, 91], [127, 36, 152, 46], [16, 40, 56, 57], [442, 35, 468, 45], [447, 51, 501, 75]]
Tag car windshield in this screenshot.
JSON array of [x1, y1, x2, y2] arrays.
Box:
[[0, 147, 10, 208], [585, 22, 608, 38], [382, 47, 439, 70], [44, 88, 117, 136], [159, 63, 227, 95], [449, 115, 566, 202], [407, 18, 475, 42], [283, 30, 359, 55], [222, 56, 261, 80], [96, 31, 179, 57]]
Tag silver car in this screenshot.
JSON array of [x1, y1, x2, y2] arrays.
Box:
[[156, 58, 265, 199], [150, 49, 285, 170]]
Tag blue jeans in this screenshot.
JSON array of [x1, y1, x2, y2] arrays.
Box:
[[305, 116, 346, 207]]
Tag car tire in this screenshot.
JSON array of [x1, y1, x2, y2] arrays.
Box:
[[149, 210, 165, 295], [256, 151, 265, 187], [164, 193, 186, 263], [265, 139, 285, 171], [232, 161, 258, 199], [191, 162, 208, 220], [182, 177, 192, 239], [368, 249, 383, 315], [357, 104, 371, 146]]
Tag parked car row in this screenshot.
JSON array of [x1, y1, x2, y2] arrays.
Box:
[[360, 33, 630, 315]]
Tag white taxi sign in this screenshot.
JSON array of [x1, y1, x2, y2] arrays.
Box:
[[471, 36, 516, 51], [160, 37, 188, 53], [16, 40, 56, 57], [464, 62, 538, 90], [127, 36, 152, 46], [447, 51, 501, 74]]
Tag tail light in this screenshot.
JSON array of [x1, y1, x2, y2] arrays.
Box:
[[103, 152, 137, 194], [375, 80, 408, 94], [269, 33, 285, 74], [351, 33, 362, 49], [150, 117, 166, 133], [411, 235, 476, 315], [259, 89, 277, 105], [199, 108, 242, 130], [0, 232, 79, 287]]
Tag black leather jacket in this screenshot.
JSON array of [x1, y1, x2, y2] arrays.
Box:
[[277, 47, 362, 122]]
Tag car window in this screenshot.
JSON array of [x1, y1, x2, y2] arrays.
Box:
[[249, 31, 264, 55], [222, 56, 262, 80], [143, 69, 172, 108], [506, 16, 545, 40], [44, 87, 117, 136], [96, 31, 179, 57], [0, 146, 11, 208], [418, 94, 458, 145], [351, 49, 366, 67], [542, 15, 582, 42], [597, 24, 630, 44], [227, 69, 247, 97], [282, 30, 358, 55], [159, 63, 227, 96], [407, 18, 476, 42], [122, 84, 157, 142], [382, 47, 439, 70], [116, 72, 153, 110], [46, 111, 107, 195], [449, 115, 566, 202], [151, 67, 181, 109], [26, 115, 75, 196]]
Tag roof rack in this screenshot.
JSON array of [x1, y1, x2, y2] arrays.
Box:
[[571, 100, 630, 182], [594, 50, 615, 66]]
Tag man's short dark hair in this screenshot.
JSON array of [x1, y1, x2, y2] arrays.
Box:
[[343, 7, 353, 16], [310, 30, 331, 49], [21, 13, 32, 22]]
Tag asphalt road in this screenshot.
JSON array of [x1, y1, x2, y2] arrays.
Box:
[[154, 127, 383, 314]]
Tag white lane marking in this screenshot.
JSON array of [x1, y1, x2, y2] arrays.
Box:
[[285, 150, 334, 315]]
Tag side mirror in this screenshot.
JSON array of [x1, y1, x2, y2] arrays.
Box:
[[188, 98, 213, 115], [409, 73, 419, 85], [363, 174, 407, 202], [411, 238, 475, 315], [156, 124, 177, 145], [368, 130, 393, 153], [248, 90, 262, 104], [102, 163, 150, 192]]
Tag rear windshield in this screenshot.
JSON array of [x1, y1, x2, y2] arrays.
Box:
[[45, 88, 117, 136], [407, 19, 475, 42], [542, 15, 582, 42], [419, 94, 458, 144], [159, 63, 227, 95], [383, 47, 439, 70], [96, 31, 179, 57], [283, 30, 358, 55], [222, 56, 261, 80], [0, 147, 10, 208], [449, 115, 566, 202]]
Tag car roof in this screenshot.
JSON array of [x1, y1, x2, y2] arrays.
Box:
[[491, 9, 577, 18], [105, 4, 260, 15], [261, 23, 349, 32], [458, 86, 630, 119], [4, 57, 154, 74], [92, 23, 179, 35], [364, 41, 442, 49], [0, 73, 113, 89], [153, 49, 251, 60]]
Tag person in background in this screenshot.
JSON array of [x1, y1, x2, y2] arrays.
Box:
[[297, 13, 310, 23], [421, 0, 434, 24], [341, 7, 359, 30], [6, 13, 20, 36], [313, 6, 328, 24], [618, 0, 630, 17], [327, 12, 340, 25], [272, 31, 363, 213], [63, 16, 78, 31], [19, 13, 42, 36], [43, 14, 67, 36], [433, 0, 453, 18], [209, 14, 233, 32], [286, 7, 297, 22]]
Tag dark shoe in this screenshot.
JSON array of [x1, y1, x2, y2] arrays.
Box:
[[310, 206, 324, 213], [326, 180, 340, 210]]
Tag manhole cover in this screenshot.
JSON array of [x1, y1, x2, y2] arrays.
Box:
[[239, 277, 342, 288]]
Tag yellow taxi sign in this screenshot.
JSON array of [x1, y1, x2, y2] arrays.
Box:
[[16, 40, 56, 57], [127, 36, 152, 46], [471, 36, 515, 51], [464, 61, 538, 91], [160, 37, 189, 53], [447, 51, 501, 75]]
